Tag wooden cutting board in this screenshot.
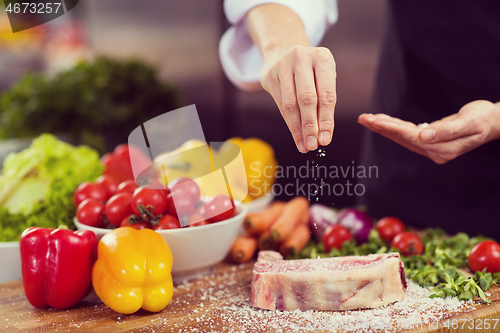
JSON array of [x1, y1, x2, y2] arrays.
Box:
[[1, 260, 499, 333]]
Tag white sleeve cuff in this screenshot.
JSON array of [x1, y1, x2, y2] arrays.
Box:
[[219, 0, 338, 91]]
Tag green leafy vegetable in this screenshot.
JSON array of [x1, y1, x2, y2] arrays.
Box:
[[0, 57, 183, 154], [297, 228, 496, 303], [0, 134, 103, 241]]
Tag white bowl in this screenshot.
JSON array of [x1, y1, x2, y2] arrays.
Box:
[[75, 204, 248, 281], [245, 194, 274, 213], [0, 242, 21, 283]]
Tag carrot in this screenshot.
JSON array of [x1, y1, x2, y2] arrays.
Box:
[[269, 196, 310, 242], [230, 235, 258, 263], [243, 201, 286, 235], [279, 223, 312, 258], [299, 209, 309, 225], [258, 229, 278, 251]]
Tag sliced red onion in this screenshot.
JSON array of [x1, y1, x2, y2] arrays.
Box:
[[337, 208, 373, 244], [309, 204, 338, 241]]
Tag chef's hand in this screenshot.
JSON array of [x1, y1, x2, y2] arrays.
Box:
[[247, 4, 337, 153], [358, 100, 500, 164], [260, 45, 337, 153]]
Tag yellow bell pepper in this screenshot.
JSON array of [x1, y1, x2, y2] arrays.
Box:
[[224, 137, 278, 201], [92, 227, 174, 314], [154, 139, 228, 198], [154, 139, 213, 186], [153, 137, 278, 202]]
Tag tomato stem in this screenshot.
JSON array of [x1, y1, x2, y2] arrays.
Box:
[[136, 204, 161, 225]]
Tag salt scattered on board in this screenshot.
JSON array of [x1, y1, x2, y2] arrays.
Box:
[[168, 262, 476, 333], [0, 262, 478, 332]]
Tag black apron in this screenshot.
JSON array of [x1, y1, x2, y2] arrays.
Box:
[[358, 1, 500, 240]]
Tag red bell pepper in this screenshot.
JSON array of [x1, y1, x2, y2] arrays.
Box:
[[20, 227, 97, 309]]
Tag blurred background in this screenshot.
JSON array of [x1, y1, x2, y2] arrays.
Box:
[[0, 0, 386, 208]]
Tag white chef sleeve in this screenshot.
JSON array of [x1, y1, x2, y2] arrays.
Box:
[[219, 0, 338, 91]]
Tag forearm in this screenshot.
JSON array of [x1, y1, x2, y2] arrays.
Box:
[[247, 4, 311, 62], [245, 3, 337, 152]]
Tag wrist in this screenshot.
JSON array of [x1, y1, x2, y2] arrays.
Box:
[[490, 102, 500, 141], [488, 102, 500, 141], [247, 4, 311, 63], [261, 40, 311, 64]]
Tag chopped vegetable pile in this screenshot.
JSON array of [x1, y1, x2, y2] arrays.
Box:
[[296, 228, 500, 303]]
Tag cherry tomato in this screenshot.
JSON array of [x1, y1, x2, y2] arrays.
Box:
[[104, 193, 133, 227], [468, 240, 500, 273], [188, 213, 211, 227], [168, 177, 200, 204], [77, 198, 105, 228], [204, 195, 235, 223], [131, 188, 167, 218], [120, 216, 151, 230], [160, 188, 170, 199], [116, 179, 138, 195], [376, 216, 406, 243], [195, 202, 207, 216], [152, 215, 182, 230], [100, 153, 113, 166], [165, 191, 195, 219], [322, 225, 353, 252], [73, 182, 106, 207], [113, 144, 130, 160], [101, 152, 134, 183], [96, 175, 120, 200], [391, 232, 424, 256], [114, 144, 153, 180]]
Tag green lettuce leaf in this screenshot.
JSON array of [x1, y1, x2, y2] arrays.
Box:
[[0, 134, 103, 241]]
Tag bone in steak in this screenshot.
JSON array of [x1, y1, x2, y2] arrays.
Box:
[[252, 251, 406, 311]]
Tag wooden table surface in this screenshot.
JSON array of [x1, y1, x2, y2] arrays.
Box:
[[1, 260, 499, 333]]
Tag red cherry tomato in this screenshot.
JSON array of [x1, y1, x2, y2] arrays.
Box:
[[468, 240, 500, 273], [168, 177, 200, 205], [114, 144, 153, 180], [104, 193, 133, 227], [96, 175, 120, 200], [120, 216, 151, 230], [322, 225, 353, 253], [73, 182, 106, 207], [113, 144, 130, 159], [160, 188, 170, 199], [391, 232, 424, 256], [204, 195, 235, 223], [152, 215, 182, 230], [100, 153, 113, 167], [101, 152, 134, 183], [131, 188, 167, 218], [188, 213, 211, 227], [116, 179, 138, 195], [376, 217, 406, 243], [77, 199, 105, 228], [165, 191, 195, 219], [195, 202, 207, 216]]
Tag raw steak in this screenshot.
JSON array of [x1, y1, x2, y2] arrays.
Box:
[[252, 251, 406, 311]]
